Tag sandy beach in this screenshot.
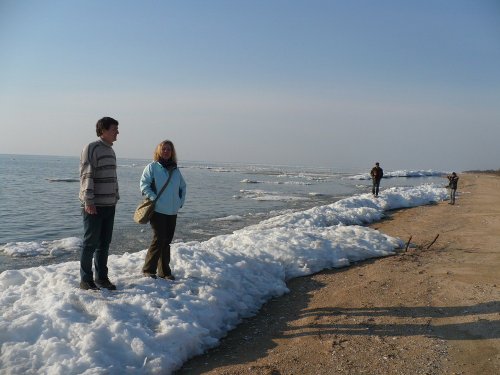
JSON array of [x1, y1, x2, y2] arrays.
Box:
[[177, 173, 500, 375]]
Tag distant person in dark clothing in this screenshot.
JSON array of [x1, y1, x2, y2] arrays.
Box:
[[79, 117, 120, 291], [370, 162, 384, 197], [447, 172, 459, 205]]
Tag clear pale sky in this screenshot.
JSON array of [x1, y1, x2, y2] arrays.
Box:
[[1, 0, 499, 171]]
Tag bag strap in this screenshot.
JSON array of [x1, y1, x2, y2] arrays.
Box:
[[152, 167, 175, 202]]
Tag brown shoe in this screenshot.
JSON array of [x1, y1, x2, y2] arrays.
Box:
[[143, 272, 157, 279], [95, 278, 117, 290], [80, 280, 100, 291]]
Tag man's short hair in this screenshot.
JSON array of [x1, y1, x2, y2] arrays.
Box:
[[96, 117, 119, 137]]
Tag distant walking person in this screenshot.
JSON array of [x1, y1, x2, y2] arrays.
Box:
[[447, 172, 459, 205], [140, 140, 186, 280], [79, 117, 120, 290], [370, 162, 384, 197]]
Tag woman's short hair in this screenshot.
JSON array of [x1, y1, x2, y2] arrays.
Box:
[[96, 117, 119, 137], [153, 140, 177, 162]]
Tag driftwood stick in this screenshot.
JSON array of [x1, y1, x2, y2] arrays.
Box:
[[405, 235, 412, 252], [426, 234, 440, 249]]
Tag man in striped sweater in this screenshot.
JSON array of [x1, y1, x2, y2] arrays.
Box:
[[79, 117, 120, 290]]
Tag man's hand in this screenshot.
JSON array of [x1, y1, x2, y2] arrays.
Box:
[[85, 204, 97, 215]]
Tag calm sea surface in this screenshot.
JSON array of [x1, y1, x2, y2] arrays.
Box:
[[0, 154, 443, 273]]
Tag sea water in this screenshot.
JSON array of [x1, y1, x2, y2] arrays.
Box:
[[0, 154, 445, 273]]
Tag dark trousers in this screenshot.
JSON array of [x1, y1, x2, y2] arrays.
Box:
[[372, 179, 381, 196], [80, 206, 115, 282], [450, 188, 457, 204], [143, 212, 177, 277]]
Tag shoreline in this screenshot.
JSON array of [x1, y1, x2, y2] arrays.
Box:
[[177, 173, 500, 374]]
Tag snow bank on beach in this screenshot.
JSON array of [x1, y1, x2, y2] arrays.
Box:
[[0, 184, 448, 374]]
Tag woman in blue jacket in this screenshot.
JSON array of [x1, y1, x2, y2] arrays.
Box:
[[140, 140, 186, 280]]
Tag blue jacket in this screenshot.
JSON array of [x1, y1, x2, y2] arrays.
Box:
[[140, 161, 186, 215]]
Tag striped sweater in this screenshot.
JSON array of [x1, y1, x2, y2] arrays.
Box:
[[79, 139, 119, 207]]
